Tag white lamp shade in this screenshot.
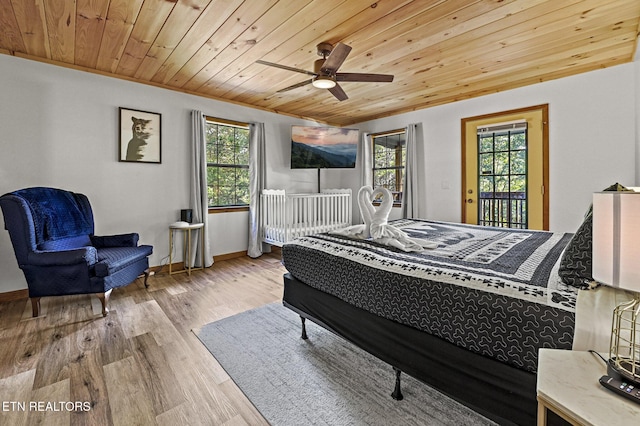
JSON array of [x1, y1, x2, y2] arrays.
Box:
[[592, 191, 640, 291]]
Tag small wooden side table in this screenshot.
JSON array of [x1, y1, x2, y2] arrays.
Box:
[[169, 222, 204, 276], [537, 348, 640, 425]]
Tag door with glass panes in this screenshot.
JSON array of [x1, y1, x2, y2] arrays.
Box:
[[462, 105, 548, 230]]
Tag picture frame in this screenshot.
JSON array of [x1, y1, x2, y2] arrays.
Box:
[[119, 107, 161, 163]]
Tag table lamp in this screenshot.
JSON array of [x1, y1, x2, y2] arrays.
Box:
[[592, 191, 640, 386]]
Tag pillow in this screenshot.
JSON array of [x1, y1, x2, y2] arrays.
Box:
[[558, 183, 633, 289]]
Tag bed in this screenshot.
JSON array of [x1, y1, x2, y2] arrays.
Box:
[[281, 218, 579, 425]]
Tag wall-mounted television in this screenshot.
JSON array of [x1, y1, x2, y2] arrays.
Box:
[[291, 125, 359, 169]]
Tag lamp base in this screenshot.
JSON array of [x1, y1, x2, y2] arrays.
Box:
[[607, 357, 640, 387]]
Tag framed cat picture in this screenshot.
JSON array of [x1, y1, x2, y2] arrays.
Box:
[[119, 107, 161, 163]]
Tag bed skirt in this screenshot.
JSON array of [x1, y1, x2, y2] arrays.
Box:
[[283, 272, 543, 425]]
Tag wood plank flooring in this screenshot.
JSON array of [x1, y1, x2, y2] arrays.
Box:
[[0, 252, 286, 425]]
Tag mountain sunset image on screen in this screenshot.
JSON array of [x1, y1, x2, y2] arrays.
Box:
[[291, 126, 359, 169]]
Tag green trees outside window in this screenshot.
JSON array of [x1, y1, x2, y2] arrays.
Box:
[[205, 118, 250, 207], [372, 131, 406, 205], [478, 129, 527, 228]]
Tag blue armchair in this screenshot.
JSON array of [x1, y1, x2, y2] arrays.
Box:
[[0, 187, 153, 317]]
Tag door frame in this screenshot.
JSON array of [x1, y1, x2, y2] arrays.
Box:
[[461, 104, 549, 230]]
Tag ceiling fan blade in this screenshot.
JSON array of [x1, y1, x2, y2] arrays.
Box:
[[327, 83, 348, 101], [336, 73, 394, 83], [321, 43, 352, 73], [256, 60, 316, 76], [277, 79, 314, 93]]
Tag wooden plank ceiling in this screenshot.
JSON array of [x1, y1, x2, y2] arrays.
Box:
[[1, 0, 639, 126]]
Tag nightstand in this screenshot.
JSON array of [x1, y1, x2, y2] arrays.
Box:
[[169, 222, 204, 275], [537, 349, 640, 425]]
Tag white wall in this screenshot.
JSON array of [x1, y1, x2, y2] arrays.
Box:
[[0, 54, 315, 293], [355, 62, 639, 233]]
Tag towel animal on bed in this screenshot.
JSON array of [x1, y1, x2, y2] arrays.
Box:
[[332, 186, 437, 252]]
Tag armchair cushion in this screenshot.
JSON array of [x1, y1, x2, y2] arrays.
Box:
[[94, 245, 153, 278], [91, 233, 139, 248]]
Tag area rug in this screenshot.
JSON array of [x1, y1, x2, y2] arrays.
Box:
[[194, 303, 496, 426]]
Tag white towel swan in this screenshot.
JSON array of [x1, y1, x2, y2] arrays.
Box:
[[331, 185, 376, 239], [333, 186, 437, 252]]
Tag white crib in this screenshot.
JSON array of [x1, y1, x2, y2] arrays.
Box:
[[261, 189, 352, 246]]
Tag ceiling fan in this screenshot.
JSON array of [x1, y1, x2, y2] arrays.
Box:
[[256, 42, 394, 101]]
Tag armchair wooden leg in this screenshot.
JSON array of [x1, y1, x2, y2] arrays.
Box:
[[143, 268, 151, 288], [30, 297, 41, 318], [97, 289, 112, 317]]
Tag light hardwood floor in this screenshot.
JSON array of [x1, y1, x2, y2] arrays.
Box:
[[0, 252, 286, 425]]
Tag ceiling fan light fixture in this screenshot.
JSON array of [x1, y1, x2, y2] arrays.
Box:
[[257, 42, 393, 100], [312, 75, 336, 89]]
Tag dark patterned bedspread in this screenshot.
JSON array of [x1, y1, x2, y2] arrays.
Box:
[[281, 219, 577, 373]]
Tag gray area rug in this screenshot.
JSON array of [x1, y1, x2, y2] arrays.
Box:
[[194, 303, 496, 426]]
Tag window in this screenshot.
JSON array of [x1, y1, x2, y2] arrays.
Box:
[[205, 117, 250, 208], [372, 130, 406, 205], [477, 121, 528, 229]]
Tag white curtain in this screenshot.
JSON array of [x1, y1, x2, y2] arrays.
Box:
[[190, 110, 213, 267], [359, 132, 373, 223], [402, 123, 421, 219], [247, 122, 266, 258]]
